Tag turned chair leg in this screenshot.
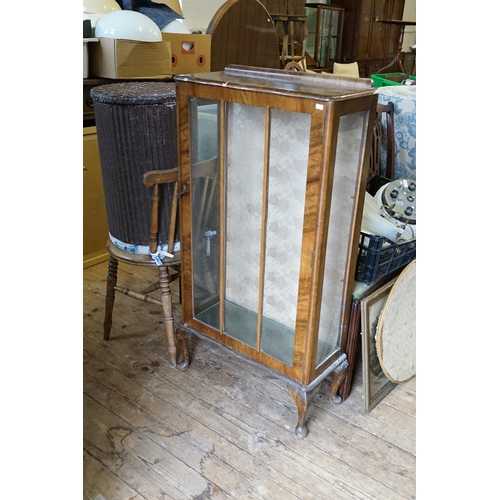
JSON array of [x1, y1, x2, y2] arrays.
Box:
[[159, 266, 177, 367], [103, 257, 118, 341]]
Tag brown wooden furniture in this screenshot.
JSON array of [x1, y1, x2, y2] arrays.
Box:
[[271, 14, 308, 68], [305, 3, 345, 71], [83, 126, 109, 268], [175, 65, 378, 437], [375, 20, 416, 74], [332, 0, 405, 77], [90, 81, 188, 369], [260, 0, 305, 16], [83, 261, 416, 499], [339, 102, 397, 401], [102, 168, 188, 369], [338, 269, 401, 402], [369, 101, 395, 181], [206, 0, 281, 72], [260, 1, 308, 69], [256, 64, 395, 183]]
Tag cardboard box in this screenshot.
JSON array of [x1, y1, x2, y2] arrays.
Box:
[[161, 33, 211, 75], [89, 37, 172, 79]]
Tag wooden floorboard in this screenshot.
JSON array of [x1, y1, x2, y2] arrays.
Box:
[[84, 261, 416, 499]]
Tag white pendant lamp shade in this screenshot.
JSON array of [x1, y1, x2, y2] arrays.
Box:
[[95, 10, 163, 42]]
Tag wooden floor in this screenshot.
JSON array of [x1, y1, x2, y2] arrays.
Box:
[[83, 260, 416, 500]]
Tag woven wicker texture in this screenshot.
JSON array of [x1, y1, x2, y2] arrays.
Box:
[[91, 82, 178, 246]]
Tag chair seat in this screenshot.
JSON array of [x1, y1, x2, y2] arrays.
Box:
[[107, 239, 181, 267]]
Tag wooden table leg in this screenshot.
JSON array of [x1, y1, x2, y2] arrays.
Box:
[[376, 24, 406, 74]]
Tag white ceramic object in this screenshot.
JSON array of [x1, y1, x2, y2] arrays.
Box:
[[161, 20, 190, 34], [95, 10, 162, 42], [83, 0, 121, 14]]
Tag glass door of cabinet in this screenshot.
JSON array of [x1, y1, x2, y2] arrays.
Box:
[[305, 4, 345, 70], [189, 97, 312, 367]]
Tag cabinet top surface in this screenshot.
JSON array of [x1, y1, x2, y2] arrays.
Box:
[[175, 65, 376, 101]]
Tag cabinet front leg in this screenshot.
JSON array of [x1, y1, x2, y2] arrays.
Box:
[[329, 356, 349, 404], [287, 384, 320, 438]]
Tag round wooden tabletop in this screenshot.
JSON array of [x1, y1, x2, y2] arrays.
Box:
[[206, 0, 281, 72]]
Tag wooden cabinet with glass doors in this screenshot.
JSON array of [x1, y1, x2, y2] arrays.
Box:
[[175, 66, 378, 437], [305, 3, 345, 71]]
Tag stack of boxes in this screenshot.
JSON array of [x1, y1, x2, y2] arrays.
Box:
[[87, 0, 211, 79]]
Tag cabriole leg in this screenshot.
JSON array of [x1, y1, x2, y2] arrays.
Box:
[[329, 357, 349, 404], [287, 384, 320, 438]]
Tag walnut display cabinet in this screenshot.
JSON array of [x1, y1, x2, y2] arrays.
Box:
[[175, 65, 378, 437]]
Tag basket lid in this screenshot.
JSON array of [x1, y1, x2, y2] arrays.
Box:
[[90, 81, 176, 105]]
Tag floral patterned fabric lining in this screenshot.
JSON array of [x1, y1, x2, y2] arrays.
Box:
[[376, 86, 416, 181]]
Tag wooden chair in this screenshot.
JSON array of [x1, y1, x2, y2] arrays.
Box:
[[189, 157, 220, 304], [103, 167, 189, 370], [369, 101, 395, 181]]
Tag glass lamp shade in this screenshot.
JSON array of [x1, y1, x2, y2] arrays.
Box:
[[83, 0, 121, 14], [95, 10, 162, 41]]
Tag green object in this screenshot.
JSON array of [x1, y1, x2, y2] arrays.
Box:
[[370, 72, 416, 88]]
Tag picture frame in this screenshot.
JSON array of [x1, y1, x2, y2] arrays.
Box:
[[360, 277, 397, 412]]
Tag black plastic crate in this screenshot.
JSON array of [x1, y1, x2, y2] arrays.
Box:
[[355, 231, 416, 285]]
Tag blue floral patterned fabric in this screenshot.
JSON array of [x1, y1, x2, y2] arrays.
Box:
[[376, 86, 416, 181], [109, 234, 180, 266]]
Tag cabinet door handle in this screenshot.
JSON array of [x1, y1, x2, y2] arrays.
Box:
[[83, 166, 88, 171]]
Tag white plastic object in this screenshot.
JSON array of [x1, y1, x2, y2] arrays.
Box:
[[95, 10, 162, 42], [362, 193, 415, 243], [83, 0, 121, 14], [161, 20, 191, 33]]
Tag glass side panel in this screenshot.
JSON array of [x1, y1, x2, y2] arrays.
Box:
[[191, 98, 221, 328], [305, 7, 317, 60], [224, 103, 266, 348], [316, 111, 366, 367], [261, 109, 311, 365]]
